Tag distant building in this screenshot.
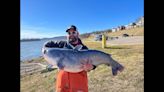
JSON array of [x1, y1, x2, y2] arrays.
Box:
[[112, 28, 117, 32], [110, 16, 144, 32], [135, 16, 144, 27], [125, 25, 131, 30]]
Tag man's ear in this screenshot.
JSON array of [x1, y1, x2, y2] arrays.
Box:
[[77, 31, 79, 36]]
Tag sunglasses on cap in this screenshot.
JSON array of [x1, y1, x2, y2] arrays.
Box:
[[68, 31, 77, 35]]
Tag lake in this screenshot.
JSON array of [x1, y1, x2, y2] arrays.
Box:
[[20, 38, 66, 61]]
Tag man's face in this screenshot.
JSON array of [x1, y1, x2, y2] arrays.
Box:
[[67, 29, 79, 43]]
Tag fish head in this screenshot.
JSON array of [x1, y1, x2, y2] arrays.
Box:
[[42, 47, 62, 65]]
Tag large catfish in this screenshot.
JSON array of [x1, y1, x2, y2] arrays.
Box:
[[42, 45, 124, 76]]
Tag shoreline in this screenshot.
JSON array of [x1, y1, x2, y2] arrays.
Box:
[[20, 56, 49, 77], [21, 56, 45, 63]]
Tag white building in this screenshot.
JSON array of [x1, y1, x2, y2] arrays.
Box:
[[112, 28, 117, 32], [135, 17, 144, 27]]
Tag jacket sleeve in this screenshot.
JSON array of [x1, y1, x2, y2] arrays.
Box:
[[43, 40, 66, 48], [78, 38, 88, 50], [82, 45, 88, 50]]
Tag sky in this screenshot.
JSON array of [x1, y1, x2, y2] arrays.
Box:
[[21, 0, 144, 39]]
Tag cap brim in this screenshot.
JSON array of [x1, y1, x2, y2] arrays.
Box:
[[66, 28, 76, 32]]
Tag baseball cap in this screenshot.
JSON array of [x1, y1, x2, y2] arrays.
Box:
[[66, 25, 77, 32]]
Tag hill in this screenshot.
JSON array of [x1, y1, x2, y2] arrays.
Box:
[[81, 26, 144, 41], [21, 38, 41, 42], [107, 27, 144, 36]]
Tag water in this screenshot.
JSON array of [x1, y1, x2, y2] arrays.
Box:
[[20, 38, 66, 61]]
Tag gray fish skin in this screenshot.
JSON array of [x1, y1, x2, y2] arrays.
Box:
[[42, 47, 124, 76]]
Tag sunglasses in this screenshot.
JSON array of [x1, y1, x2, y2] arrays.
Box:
[[68, 31, 77, 35]]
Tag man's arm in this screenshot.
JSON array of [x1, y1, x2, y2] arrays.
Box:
[[44, 40, 66, 48], [81, 45, 88, 50]]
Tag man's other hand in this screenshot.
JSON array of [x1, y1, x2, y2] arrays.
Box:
[[83, 64, 94, 72]]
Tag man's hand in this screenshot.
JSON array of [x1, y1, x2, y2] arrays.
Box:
[[83, 64, 94, 72], [81, 59, 94, 72]]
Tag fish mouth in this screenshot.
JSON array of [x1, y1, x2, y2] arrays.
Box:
[[43, 49, 46, 54], [42, 47, 48, 57]]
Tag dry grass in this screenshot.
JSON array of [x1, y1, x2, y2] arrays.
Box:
[[85, 42, 144, 92], [81, 27, 144, 42], [107, 27, 144, 36], [21, 41, 144, 92]]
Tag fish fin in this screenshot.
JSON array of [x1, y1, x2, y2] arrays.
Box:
[[112, 67, 118, 76], [57, 62, 65, 70], [74, 45, 83, 51], [112, 64, 124, 76], [57, 58, 65, 70]]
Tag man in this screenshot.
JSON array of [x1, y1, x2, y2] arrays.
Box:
[[44, 25, 95, 92]]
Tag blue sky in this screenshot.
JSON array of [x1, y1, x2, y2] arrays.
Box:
[[21, 0, 144, 39]]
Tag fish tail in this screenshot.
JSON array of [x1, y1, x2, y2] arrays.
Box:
[[112, 64, 124, 76]]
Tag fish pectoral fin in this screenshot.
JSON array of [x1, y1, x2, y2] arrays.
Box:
[[57, 62, 65, 70], [57, 58, 65, 70]]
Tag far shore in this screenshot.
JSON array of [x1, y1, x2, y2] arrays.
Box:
[[21, 56, 46, 64]]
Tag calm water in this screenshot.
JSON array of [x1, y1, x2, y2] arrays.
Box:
[[20, 38, 66, 61]]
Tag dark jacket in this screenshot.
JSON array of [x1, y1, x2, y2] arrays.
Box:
[[44, 38, 88, 50]]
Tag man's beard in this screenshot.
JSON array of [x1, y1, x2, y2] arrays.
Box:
[[68, 37, 78, 43]]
